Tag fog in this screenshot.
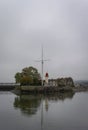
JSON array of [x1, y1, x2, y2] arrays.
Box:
[[0, 0, 88, 82]]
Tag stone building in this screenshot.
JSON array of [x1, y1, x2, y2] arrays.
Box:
[[44, 76, 74, 88], [48, 79, 57, 86]]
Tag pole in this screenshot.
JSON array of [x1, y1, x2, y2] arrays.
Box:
[[41, 47, 43, 87], [35, 46, 50, 87]]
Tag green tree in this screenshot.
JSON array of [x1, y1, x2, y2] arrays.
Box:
[[15, 66, 41, 85], [20, 76, 33, 85], [15, 72, 22, 83]]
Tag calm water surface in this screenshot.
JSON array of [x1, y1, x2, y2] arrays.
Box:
[[0, 91, 88, 130]]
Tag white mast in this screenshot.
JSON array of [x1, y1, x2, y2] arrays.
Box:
[[35, 46, 49, 87], [41, 46, 44, 87]]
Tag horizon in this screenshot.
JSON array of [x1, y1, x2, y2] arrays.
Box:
[[0, 0, 88, 82]]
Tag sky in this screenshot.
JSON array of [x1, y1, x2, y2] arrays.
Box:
[[0, 0, 88, 82]]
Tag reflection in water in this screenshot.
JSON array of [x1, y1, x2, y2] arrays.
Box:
[[14, 92, 75, 115], [44, 92, 75, 112], [14, 92, 75, 130], [0, 91, 88, 130], [14, 95, 41, 116]]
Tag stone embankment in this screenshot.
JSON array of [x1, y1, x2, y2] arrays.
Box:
[[14, 78, 88, 94], [18, 86, 73, 94]]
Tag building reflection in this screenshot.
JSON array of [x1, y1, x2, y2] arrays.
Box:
[[13, 92, 75, 116]]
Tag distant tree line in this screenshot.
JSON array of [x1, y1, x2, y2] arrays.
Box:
[[15, 66, 41, 86]]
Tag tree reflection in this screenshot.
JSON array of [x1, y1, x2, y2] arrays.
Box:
[[13, 92, 75, 116], [14, 95, 42, 116]]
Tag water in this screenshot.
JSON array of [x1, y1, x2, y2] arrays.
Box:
[[0, 91, 88, 130]]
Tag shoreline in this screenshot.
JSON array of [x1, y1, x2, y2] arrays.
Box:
[[13, 85, 88, 94], [0, 85, 88, 94]]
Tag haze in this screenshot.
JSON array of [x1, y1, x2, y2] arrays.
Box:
[[0, 0, 88, 82]]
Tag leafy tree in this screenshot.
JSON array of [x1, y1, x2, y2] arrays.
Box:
[[15, 72, 22, 83], [20, 76, 33, 85], [15, 66, 41, 85]]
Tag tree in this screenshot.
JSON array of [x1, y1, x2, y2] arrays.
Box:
[[15, 72, 22, 83], [20, 76, 33, 85], [15, 66, 41, 85]]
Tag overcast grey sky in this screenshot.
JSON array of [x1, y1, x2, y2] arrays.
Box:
[[0, 0, 88, 82]]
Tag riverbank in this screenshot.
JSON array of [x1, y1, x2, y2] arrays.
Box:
[[0, 86, 15, 91], [13, 85, 88, 94], [0, 84, 88, 94], [73, 85, 88, 92], [0, 83, 20, 91]]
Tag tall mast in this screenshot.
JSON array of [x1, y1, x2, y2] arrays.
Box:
[[41, 47, 44, 87], [35, 46, 49, 87]]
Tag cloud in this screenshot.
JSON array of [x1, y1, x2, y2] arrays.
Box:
[[0, 0, 88, 82]]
